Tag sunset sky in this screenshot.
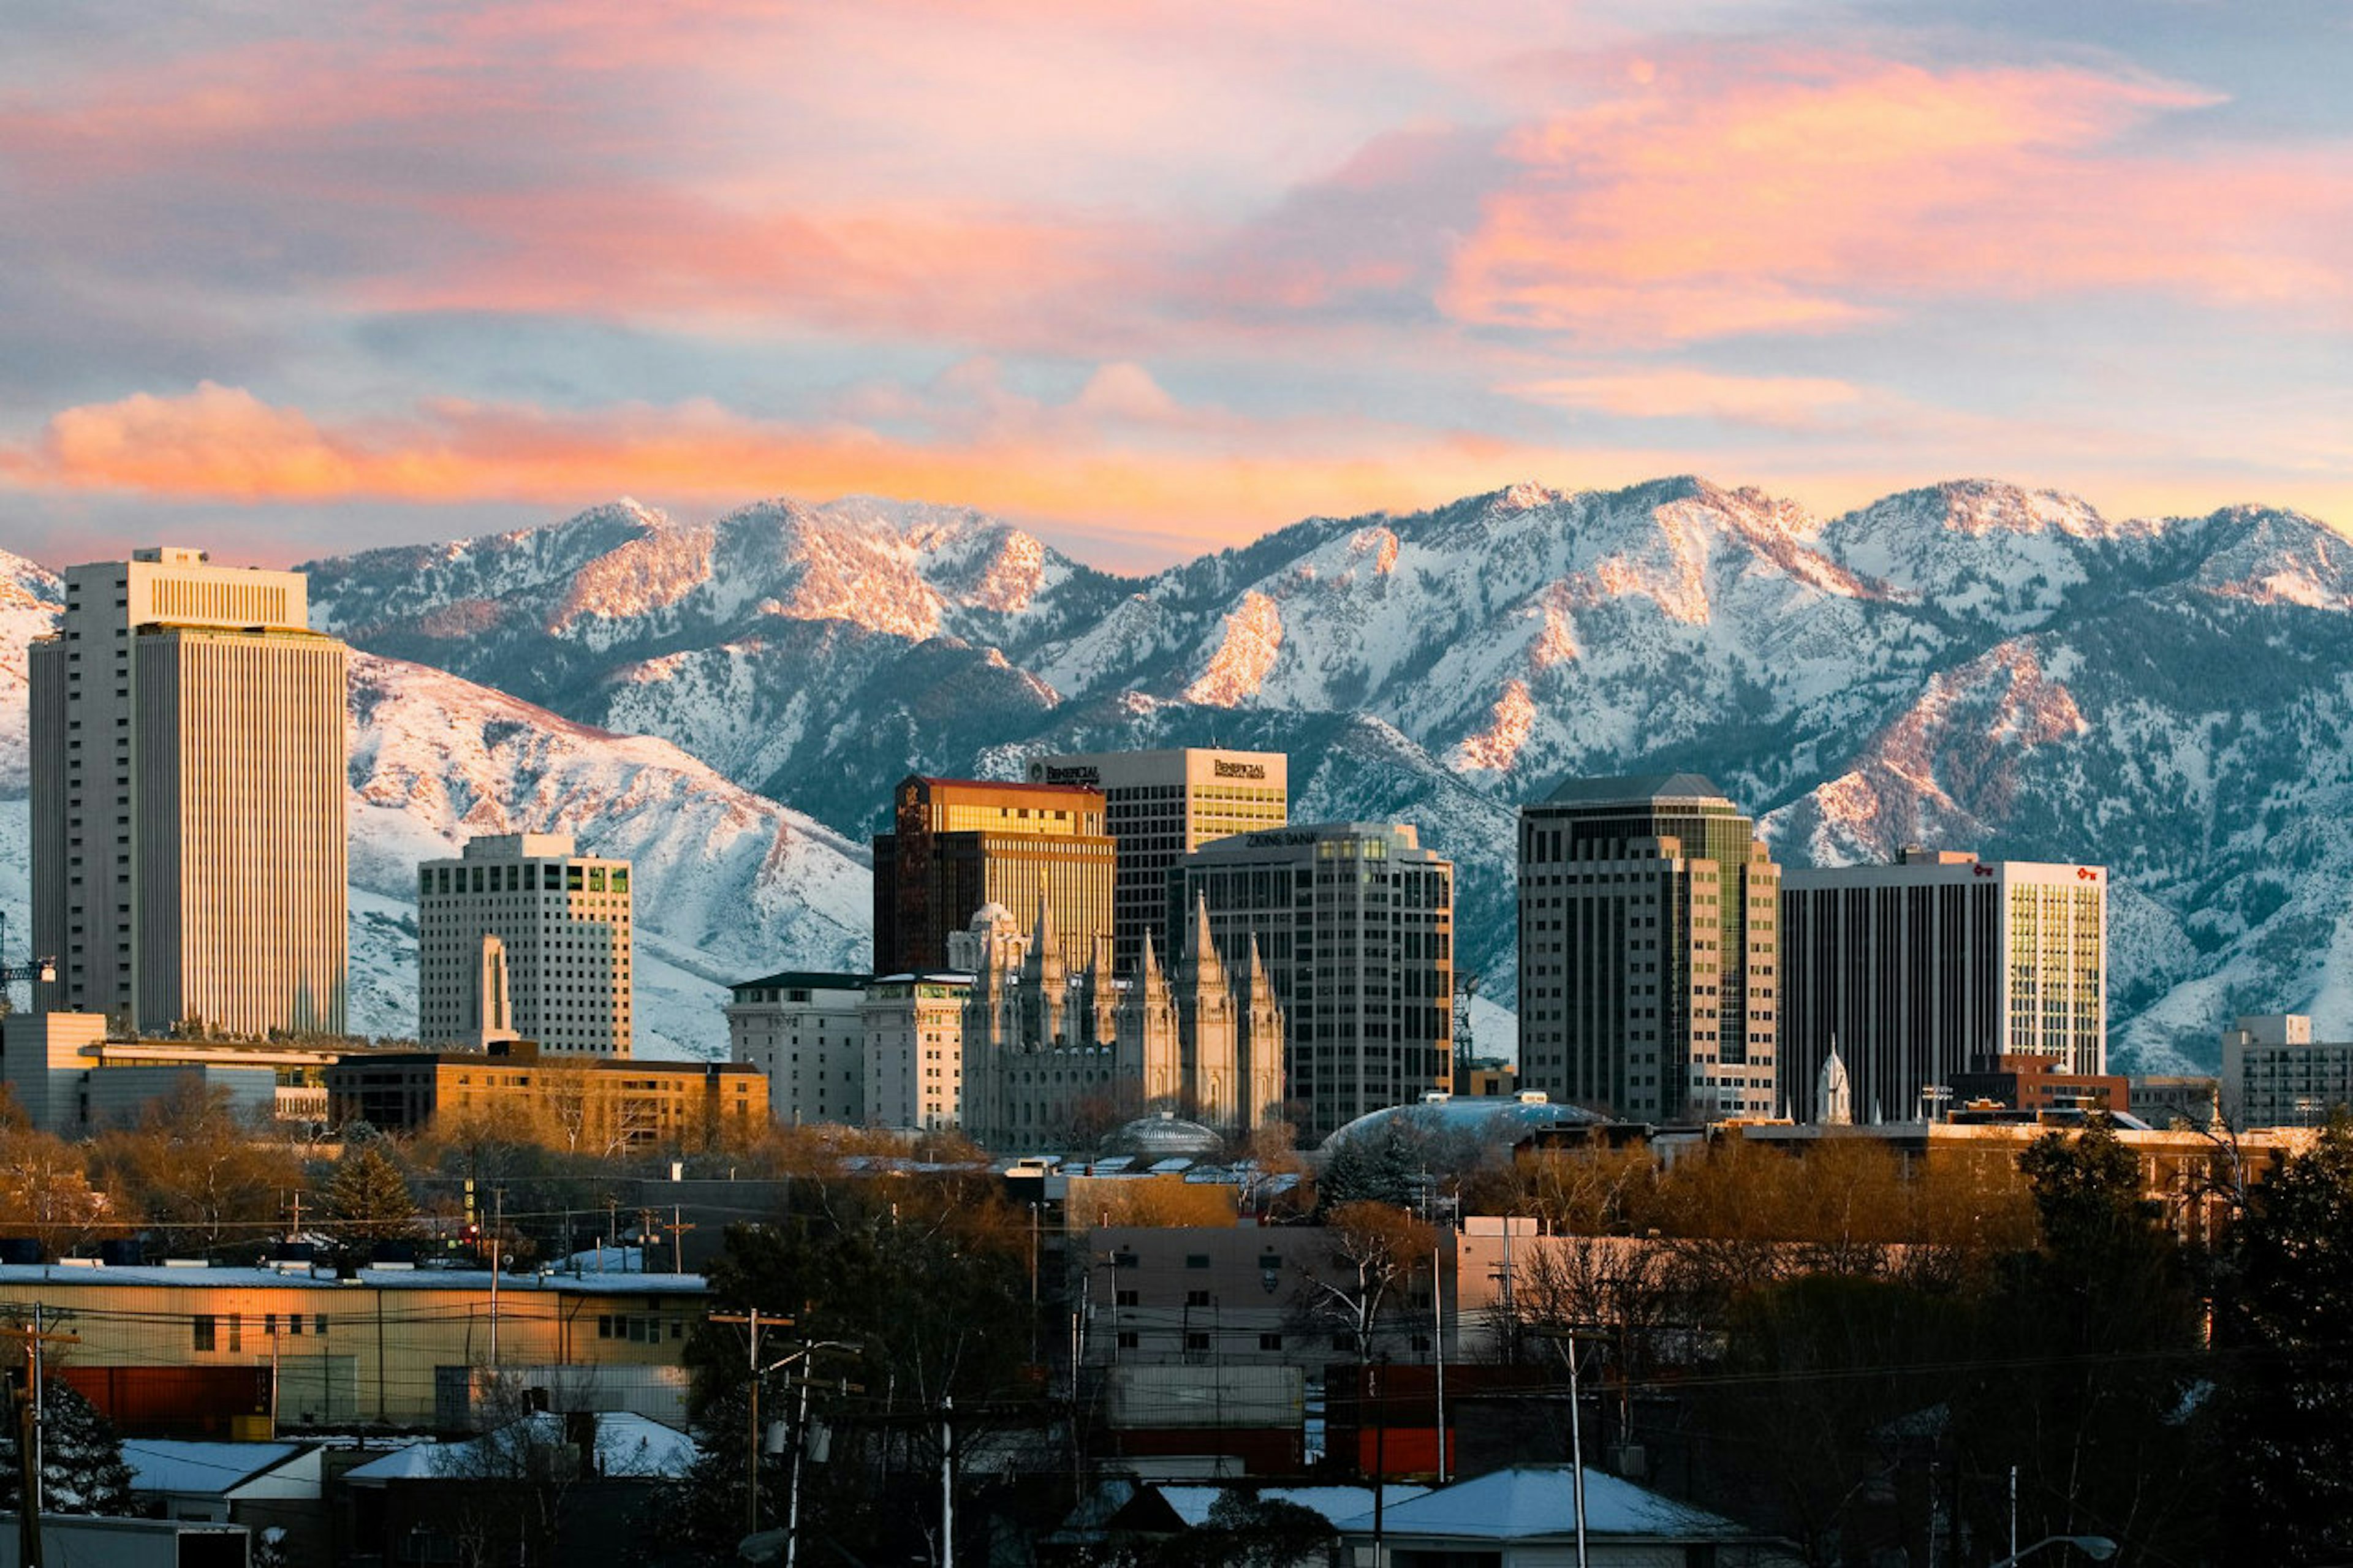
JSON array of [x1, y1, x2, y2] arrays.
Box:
[[2, 1, 2347, 570]]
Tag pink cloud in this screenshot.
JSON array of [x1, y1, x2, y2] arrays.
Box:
[[1509, 369, 1865, 430], [1441, 51, 2353, 343]]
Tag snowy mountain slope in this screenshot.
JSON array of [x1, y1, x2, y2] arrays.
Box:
[[0, 551, 62, 795], [0, 556, 872, 1058], [299, 479, 2353, 1074], [346, 652, 871, 1057]]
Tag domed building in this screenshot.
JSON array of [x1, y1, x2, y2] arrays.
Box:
[[1107, 1110, 1224, 1162], [1318, 1091, 1607, 1159]]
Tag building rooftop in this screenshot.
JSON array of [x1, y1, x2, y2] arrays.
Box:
[[1542, 772, 1729, 807], [123, 1439, 312, 1497], [1337, 1464, 1757, 1543], [727, 970, 873, 994], [1320, 1093, 1607, 1153], [0, 1263, 708, 1295]]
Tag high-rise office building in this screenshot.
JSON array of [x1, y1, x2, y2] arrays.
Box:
[[31, 548, 349, 1036], [417, 833, 635, 1056], [1780, 850, 2106, 1123], [1170, 822, 1453, 1140], [1517, 775, 1780, 1122], [1027, 749, 1287, 974], [870, 776, 1116, 974]]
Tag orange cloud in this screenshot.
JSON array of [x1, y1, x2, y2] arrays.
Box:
[[1443, 54, 2353, 344], [0, 381, 1668, 551]]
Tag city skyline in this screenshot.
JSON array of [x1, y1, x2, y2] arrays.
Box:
[[0, 3, 2346, 570]]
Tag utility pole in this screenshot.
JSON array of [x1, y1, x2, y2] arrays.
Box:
[[939, 1395, 955, 1568], [670, 1205, 695, 1274], [487, 1187, 504, 1368], [710, 1309, 790, 1537], [1432, 1240, 1449, 1484], [3, 1308, 81, 1568], [1529, 1327, 1597, 1568]]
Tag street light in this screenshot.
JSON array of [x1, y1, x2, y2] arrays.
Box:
[[1988, 1536, 2117, 1566]]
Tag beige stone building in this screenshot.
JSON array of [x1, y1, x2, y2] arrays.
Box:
[[725, 971, 870, 1124], [418, 833, 634, 1056], [31, 547, 348, 1037], [861, 973, 972, 1131]]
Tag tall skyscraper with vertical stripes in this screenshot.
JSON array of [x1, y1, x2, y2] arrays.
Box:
[[1516, 775, 1781, 1123], [31, 547, 349, 1036]]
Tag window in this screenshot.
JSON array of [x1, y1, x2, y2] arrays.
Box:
[[1115, 1290, 1139, 1308], [1115, 1331, 1139, 1350], [1185, 1331, 1211, 1353], [1259, 1333, 1284, 1352], [1184, 1254, 1211, 1270], [192, 1315, 216, 1352], [1185, 1290, 1211, 1308]]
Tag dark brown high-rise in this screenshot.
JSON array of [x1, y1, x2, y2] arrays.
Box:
[[870, 776, 1116, 975]]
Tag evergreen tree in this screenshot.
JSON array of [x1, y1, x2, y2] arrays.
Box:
[[0, 1381, 137, 1515], [2216, 1115, 2353, 1562], [326, 1145, 420, 1249]]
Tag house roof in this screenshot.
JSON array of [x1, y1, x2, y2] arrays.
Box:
[[123, 1439, 309, 1496], [1158, 1485, 1429, 1530], [1336, 1466, 1757, 1542]]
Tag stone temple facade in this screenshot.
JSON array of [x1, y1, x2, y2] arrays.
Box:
[[953, 895, 1285, 1148]]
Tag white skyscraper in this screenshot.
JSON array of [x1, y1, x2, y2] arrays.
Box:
[[417, 833, 634, 1056], [31, 547, 349, 1036]]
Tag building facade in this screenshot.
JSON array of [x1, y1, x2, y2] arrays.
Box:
[[954, 899, 1285, 1146], [32, 547, 349, 1036], [871, 776, 1116, 975], [1779, 849, 2107, 1123], [418, 834, 634, 1056], [323, 1043, 763, 1148], [1516, 775, 1780, 1123], [2222, 1013, 2353, 1127], [1027, 749, 1288, 975], [1170, 823, 1453, 1141], [725, 971, 870, 1125], [0, 1263, 703, 1430], [1, 1010, 382, 1137], [861, 973, 972, 1131]]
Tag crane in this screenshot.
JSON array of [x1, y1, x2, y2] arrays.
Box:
[[1452, 971, 1480, 1093], [0, 911, 57, 1017]]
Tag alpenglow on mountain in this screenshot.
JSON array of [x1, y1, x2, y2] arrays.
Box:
[[0, 477, 2338, 1069]]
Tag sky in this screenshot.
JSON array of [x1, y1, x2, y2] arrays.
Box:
[[1, 1, 2347, 572]]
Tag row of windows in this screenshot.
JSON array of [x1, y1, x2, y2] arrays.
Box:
[[194, 1312, 327, 1350]]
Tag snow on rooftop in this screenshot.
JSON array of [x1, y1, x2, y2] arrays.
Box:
[[344, 1413, 699, 1483], [1337, 1465, 1754, 1541], [123, 1439, 306, 1495]]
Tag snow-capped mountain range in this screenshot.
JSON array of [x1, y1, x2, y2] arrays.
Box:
[[4, 475, 2347, 1071]]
